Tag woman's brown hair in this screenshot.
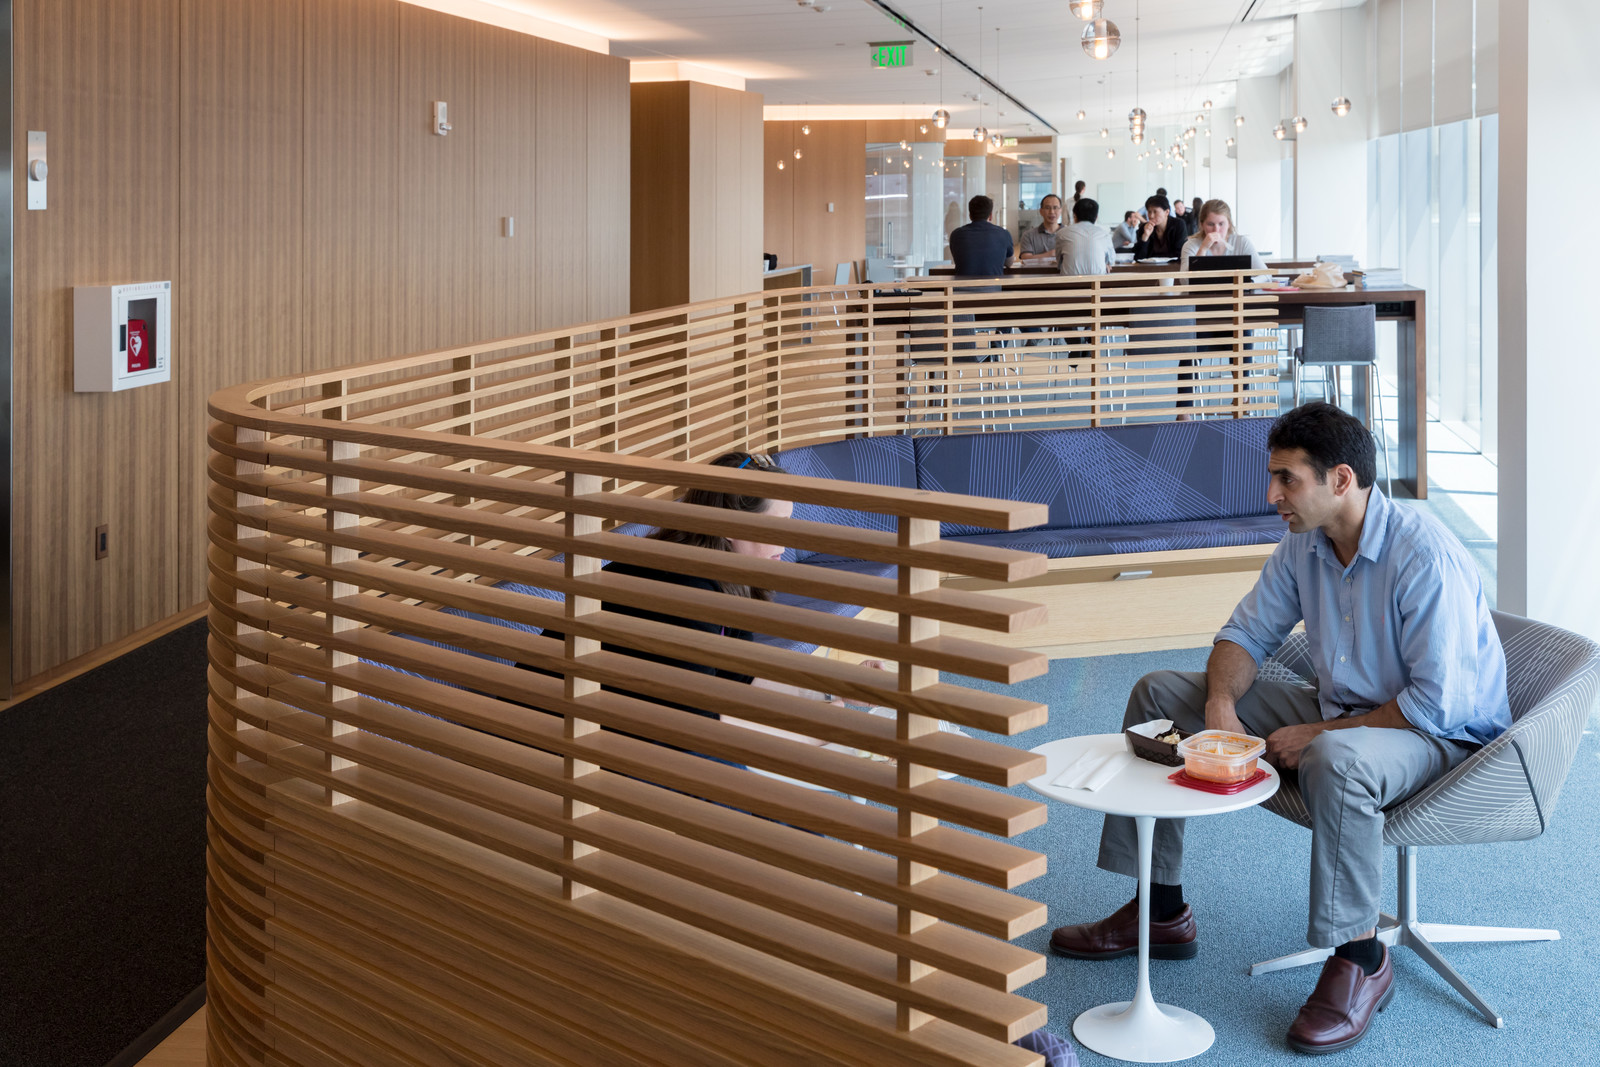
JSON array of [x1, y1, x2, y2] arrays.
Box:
[[648, 451, 788, 600]]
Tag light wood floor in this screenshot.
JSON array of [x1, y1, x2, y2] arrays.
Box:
[[135, 1007, 205, 1067]]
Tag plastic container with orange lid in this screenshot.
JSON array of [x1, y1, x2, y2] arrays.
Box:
[[1176, 730, 1267, 784]]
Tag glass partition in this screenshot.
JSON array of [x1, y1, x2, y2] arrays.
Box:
[[865, 142, 945, 267]]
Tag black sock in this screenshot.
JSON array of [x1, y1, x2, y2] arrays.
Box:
[[1334, 938, 1383, 975], [1150, 882, 1185, 922]]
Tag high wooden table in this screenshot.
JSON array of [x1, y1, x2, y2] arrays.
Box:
[[914, 273, 1429, 498], [1272, 285, 1427, 498]]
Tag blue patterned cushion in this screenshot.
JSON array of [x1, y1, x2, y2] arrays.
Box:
[[772, 436, 917, 560], [945, 513, 1286, 558], [913, 419, 1276, 536]]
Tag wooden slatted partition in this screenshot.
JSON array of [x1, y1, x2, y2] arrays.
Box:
[[207, 273, 1275, 1065]]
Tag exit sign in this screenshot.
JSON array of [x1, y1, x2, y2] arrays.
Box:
[[869, 41, 913, 68]]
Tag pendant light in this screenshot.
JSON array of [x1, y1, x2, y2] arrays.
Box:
[[1292, 115, 1308, 133], [1331, 0, 1353, 117], [1076, 75, 1087, 121], [1099, 72, 1109, 139], [931, 0, 951, 129], [801, 124, 810, 135], [972, 5, 988, 144], [1128, 0, 1146, 144], [1081, 17, 1120, 60], [1069, 0, 1102, 20]]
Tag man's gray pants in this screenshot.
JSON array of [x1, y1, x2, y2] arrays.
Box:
[[1096, 670, 1475, 947]]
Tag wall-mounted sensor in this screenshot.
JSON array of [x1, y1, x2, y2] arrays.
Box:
[[27, 131, 46, 210], [433, 101, 452, 136]]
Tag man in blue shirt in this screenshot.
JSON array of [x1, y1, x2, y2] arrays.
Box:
[[1051, 402, 1510, 1055], [947, 195, 1013, 278]]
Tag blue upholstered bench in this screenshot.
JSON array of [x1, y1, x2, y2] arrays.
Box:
[[432, 419, 1282, 660], [771, 418, 1284, 654]]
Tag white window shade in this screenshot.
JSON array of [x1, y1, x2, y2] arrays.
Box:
[[1376, 0, 1404, 137], [1402, 0, 1434, 132], [1476, 0, 1499, 115], [1435, 0, 1475, 124]]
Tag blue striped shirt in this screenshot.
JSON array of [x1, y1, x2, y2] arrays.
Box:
[[1216, 488, 1510, 745]]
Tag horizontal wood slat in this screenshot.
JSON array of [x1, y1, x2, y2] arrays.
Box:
[[210, 271, 1277, 1065]]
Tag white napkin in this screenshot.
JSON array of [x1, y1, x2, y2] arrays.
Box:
[[1051, 749, 1132, 791]]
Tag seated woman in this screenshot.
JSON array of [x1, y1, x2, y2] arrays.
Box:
[[534, 450, 854, 748], [1131, 194, 1187, 261], [1178, 198, 1267, 272]]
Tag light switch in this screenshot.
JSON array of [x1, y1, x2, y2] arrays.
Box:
[[502, 216, 515, 237], [827, 202, 834, 213]]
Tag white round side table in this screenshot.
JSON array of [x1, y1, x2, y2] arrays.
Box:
[[1028, 733, 1280, 1063]]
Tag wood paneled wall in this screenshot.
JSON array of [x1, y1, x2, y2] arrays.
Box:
[[764, 120, 953, 285], [630, 81, 763, 313], [12, 0, 630, 685]]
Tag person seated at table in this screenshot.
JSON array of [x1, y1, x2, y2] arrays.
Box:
[[1055, 197, 1114, 276], [1018, 194, 1069, 263], [1132, 195, 1187, 260], [1169, 198, 1193, 237], [1112, 210, 1142, 251], [1179, 198, 1267, 272], [948, 194, 1014, 279], [1050, 402, 1510, 1056]]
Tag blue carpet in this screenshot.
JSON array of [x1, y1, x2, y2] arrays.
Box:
[[970, 647, 1600, 1066]]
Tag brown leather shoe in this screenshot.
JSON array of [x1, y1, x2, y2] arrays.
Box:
[[1049, 898, 1198, 960], [1286, 946, 1396, 1054]]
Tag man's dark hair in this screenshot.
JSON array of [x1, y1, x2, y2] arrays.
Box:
[[1040, 193, 1062, 210], [1155, 186, 1168, 197], [1145, 194, 1171, 215], [1124, 210, 1139, 222], [968, 194, 994, 221], [1072, 197, 1100, 224], [1267, 402, 1377, 489]]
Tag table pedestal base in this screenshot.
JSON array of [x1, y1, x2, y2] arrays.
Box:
[[1072, 998, 1215, 1062]]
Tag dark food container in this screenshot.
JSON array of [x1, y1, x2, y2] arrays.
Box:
[[1124, 725, 1192, 767]]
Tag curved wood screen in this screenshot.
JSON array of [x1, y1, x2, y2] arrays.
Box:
[[206, 273, 1275, 1066]]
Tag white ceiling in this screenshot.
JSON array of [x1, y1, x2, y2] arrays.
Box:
[[469, 0, 1364, 137]]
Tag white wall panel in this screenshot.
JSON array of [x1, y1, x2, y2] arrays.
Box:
[[1476, 0, 1499, 114]]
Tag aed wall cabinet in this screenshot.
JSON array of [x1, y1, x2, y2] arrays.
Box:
[[74, 281, 172, 392]]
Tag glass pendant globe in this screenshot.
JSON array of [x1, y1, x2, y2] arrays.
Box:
[[972, 126, 987, 142], [899, 139, 909, 149], [989, 132, 1003, 148], [920, 123, 929, 134], [1076, 108, 1087, 121], [1203, 99, 1213, 110], [1128, 106, 1147, 125], [1235, 114, 1245, 127], [1099, 127, 1109, 138], [1080, 18, 1121, 60], [1331, 96, 1352, 117], [933, 108, 951, 129], [793, 148, 802, 159], [1130, 130, 1144, 145], [1273, 122, 1286, 140], [801, 124, 810, 135], [776, 160, 785, 170], [1106, 147, 1116, 159], [1226, 136, 1236, 147], [1069, 0, 1103, 21], [1292, 115, 1308, 133]]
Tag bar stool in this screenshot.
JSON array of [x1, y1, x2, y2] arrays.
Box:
[[1293, 303, 1390, 495]]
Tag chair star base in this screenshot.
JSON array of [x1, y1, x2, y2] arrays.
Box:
[[1249, 845, 1560, 1029]]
